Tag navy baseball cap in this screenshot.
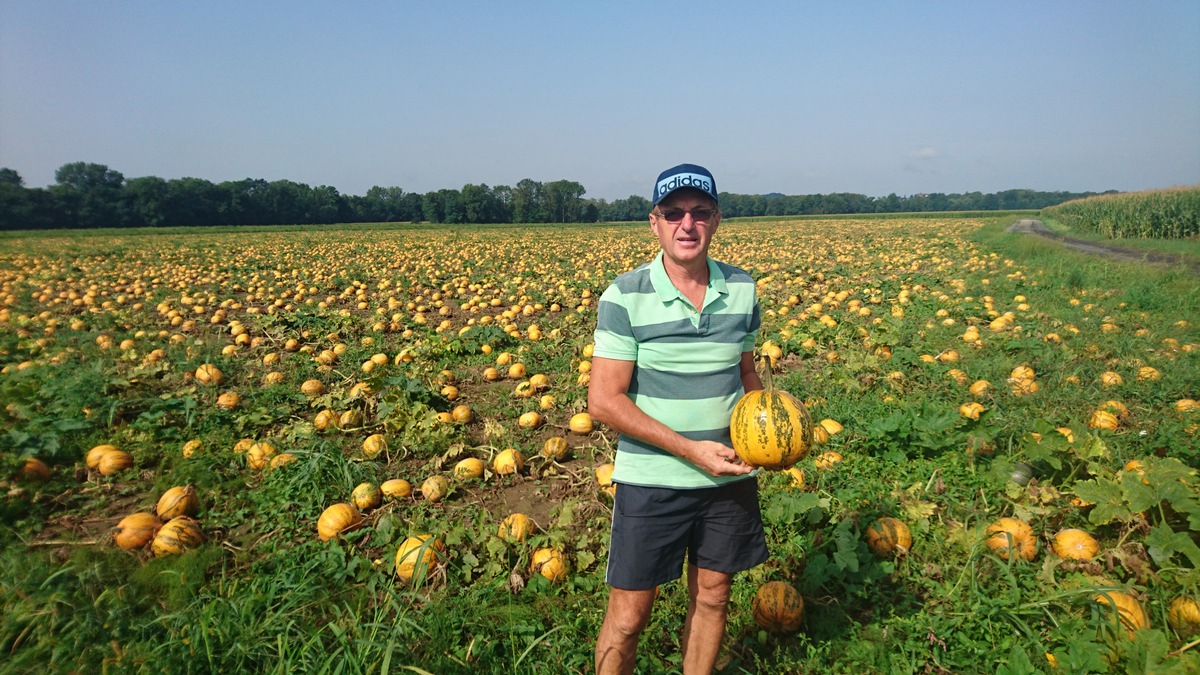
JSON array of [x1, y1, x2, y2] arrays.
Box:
[[652, 163, 718, 205]]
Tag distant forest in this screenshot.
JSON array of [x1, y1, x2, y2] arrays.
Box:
[[0, 162, 1112, 231]]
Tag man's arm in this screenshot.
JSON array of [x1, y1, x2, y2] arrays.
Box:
[[588, 356, 753, 478], [739, 350, 763, 395]]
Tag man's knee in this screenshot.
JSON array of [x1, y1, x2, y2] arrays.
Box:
[[690, 569, 733, 610], [604, 589, 656, 637]]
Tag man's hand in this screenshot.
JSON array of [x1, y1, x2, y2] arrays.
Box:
[[687, 440, 754, 477]]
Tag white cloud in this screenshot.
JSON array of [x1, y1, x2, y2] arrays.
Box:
[[910, 147, 939, 159]]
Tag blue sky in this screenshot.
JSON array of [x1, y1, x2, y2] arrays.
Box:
[[2, 1, 1197, 201]]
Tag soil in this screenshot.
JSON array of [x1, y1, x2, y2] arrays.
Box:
[[1007, 219, 1200, 274]]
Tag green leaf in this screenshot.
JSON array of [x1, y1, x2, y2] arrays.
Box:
[[1119, 628, 1200, 675], [1051, 639, 1109, 674], [1144, 522, 1200, 568], [995, 646, 1043, 675], [832, 520, 860, 573], [1072, 478, 1131, 526], [764, 491, 823, 525]]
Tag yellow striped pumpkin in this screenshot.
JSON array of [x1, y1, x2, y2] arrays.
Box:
[[156, 485, 199, 520], [730, 359, 813, 470], [865, 517, 912, 557], [752, 580, 804, 633], [151, 516, 204, 556], [114, 512, 162, 551]]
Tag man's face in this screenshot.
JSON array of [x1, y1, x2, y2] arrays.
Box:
[[650, 188, 721, 269]]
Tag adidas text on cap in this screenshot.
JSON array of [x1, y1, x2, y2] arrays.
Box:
[[652, 163, 718, 205]]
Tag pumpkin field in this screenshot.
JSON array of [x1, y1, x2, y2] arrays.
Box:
[[1, 213, 1199, 673]]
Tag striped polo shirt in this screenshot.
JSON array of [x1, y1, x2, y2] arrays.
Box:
[[592, 251, 761, 489]]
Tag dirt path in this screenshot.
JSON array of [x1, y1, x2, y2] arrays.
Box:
[[1007, 218, 1200, 274]]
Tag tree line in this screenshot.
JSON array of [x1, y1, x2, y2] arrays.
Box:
[[0, 162, 1110, 231]]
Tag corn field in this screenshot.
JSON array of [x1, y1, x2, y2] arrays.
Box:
[[1042, 185, 1200, 239]]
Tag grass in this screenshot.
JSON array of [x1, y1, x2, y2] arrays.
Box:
[[1, 215, 1198, 673]]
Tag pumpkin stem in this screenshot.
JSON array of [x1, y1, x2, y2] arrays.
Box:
[[758, 354, 774, 390]]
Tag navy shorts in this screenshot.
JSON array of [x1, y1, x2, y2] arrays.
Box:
[[605, 477, 769, 590]]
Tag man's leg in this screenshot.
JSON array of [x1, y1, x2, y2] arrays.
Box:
[[596, 587, 657, 675], [681, 564, 734, 675]]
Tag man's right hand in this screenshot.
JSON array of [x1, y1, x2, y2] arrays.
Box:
[[688, 440, 754, 477]]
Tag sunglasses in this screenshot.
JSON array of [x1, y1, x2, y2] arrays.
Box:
[[653, 207, 719, 224]]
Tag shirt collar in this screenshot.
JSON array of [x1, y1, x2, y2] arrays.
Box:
[[649, 251, 728, 305]]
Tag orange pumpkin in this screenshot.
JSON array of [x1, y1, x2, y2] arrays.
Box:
[[493, 448, 524, 476], [1051, 528, 1099, 560], [86, 444, 118, 469], [865, 517, 913, 557], [498, 513, 535, 542], [530, 547, 568, 582], [351, 482, 382, 511], [985, 517, 1037, 561], [541, 436, 570, 461], [194, 364, 223, 386], [730, 358, 813, 470], [752, 580, 804, 633], [151, 516, 204, 556], [1094, 590, 1148, 636], [1167, 596, 1200, 637], [569, 412, 594, 434], [156, 485, 199, 519], [361, 434, 387, 459], [317, 503, 362, 541], [395, 534, 443, 583], [421, 475, 450, 502], [381, 479, 412, 500], [114, 512, 162, 550], [97, 450, 134, 477], [454, 457, 486, 480]]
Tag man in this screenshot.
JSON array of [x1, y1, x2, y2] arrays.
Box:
[[590, 163, 767, 674]]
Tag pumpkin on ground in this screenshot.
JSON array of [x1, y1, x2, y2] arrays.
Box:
[[421, 475, 450, 502], [493, 448, 524, 476], [152, 516, 204, 556], [985, 517, 1038, 561], [300, 379, 326, 396], [361, 434, 387, 459], [530, 547, 568, 582], [454, 457, 486, 480], [569, 412, 594, 435], [181, 439, 202, 458], [451, 405, 474, 423], [517, 411, 544, 429], [865, 517, 912, 557], [541, 437, 569, 461], [381, 479, 412, 500], [595, 463, 616, 496], [498, 513, 535, 542], [752, 580, 805, 633], [395, 534, 443, 583], [814, 452, 843, 471], [1051, 529, 1099, 560], [246, 442, 277, 470], [97, 450, 134, 477], [351, 482, 382, 511], [317, 503, 362, 541], [156, 485, 199, 520], [194, 364, 223, 386], [87, 444, 118, 469], [729, 358, 813, 470], [1094, 590, 1148, 636], [1167, 596, 1200, 637], [269, 453, 297, 469], [17, 457, 50, 482], [114, 512, 162, 551]]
